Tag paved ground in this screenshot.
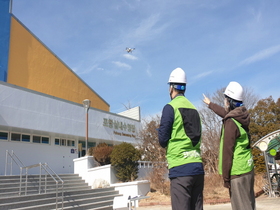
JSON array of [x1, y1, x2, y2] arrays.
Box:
[[137, 194, 280, 210]]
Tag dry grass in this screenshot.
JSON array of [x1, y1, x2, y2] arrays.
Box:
[[204, 174, 229, 200], [143, 191, 171, 204], [141, 173, 264, 205], [254, 173, 265, 193]]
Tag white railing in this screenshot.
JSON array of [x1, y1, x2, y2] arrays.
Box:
[[138, 161, 153, 168], [5, 150, 64, 209], [5, 150, 25, 176], [138, 161, 167, 168]]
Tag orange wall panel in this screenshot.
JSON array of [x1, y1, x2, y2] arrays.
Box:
[[7, 16, 109, 111]]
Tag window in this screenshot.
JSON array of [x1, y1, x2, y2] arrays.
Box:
[[67, 140, 75, 147], [77, 141, 95, 148], [0, 131, 49, 144], [88, 142, 96, 148], [42, 137, 49, 144], [0, 132, 8, 140], [79, 141, 85, 148], [55, 138, 75, 146], [71, 140, 75, 146], [22, 134, 30, 142], [11, 133, 20, 141], [33, 136, 41, 143], [61, 139, 66, 146]]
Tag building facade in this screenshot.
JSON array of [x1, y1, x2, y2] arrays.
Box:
[[0, 0, 141, 175]]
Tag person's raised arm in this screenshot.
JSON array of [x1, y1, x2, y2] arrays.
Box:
[[202, 94, 227, 118]]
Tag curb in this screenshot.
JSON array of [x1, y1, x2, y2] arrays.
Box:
[[139, 190, 264, 207]]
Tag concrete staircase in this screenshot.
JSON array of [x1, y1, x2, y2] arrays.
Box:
[[0, 174, 121, 210]]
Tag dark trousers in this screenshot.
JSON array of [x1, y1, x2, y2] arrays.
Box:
[[170, 175, 204, 210], [230, 170, 256, 210]]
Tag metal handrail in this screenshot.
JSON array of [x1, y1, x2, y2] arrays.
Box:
[[5, 150, 64, 209], [20, 163, 42, 195], [138, 161, 167, 168], [5, 150, 25, 176], [41, 163, 64, 209], [20, 163, 64, 209]]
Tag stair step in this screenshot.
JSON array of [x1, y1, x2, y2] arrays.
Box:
[[0, 187, 117, 203], [0, 174, 121, 210], [0, 180, 87, 188], [0, 175, 81, 181], [12, 200, 114, 210], [0, 174, 80, 179], [0, 185, 94, 197], [0, 183, 90, 194], [0, 191, 119, 209]]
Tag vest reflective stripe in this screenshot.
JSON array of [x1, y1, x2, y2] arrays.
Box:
[[219, 118, 254, 175], [167, 96, 202, 169]]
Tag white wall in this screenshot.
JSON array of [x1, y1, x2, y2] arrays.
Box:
[[73, 156, 151, 209], [0, 82, 140, 142], [0, 82, 141, 175], [2, 141, 78, 175]]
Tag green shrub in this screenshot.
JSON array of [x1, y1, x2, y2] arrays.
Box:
[[90, 143, 113, 166], [110, 142, 141, 182]]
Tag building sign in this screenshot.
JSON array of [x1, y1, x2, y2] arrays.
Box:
[[103, 118, 137, 139]]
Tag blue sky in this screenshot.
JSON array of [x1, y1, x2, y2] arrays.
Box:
[[12, 0, 280, 118]]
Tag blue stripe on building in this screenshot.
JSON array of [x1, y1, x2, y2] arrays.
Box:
[[0, 0, 11, 82]]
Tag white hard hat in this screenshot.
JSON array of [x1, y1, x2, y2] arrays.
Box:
[[224, 81, 243, 101], [168, 68, 186, 84]]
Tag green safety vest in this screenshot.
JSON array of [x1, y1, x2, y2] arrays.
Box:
[[166, 96, 202, 169], [219, 118, 254, 175]]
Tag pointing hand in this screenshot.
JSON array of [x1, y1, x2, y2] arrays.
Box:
[[203, 94, 210, 105]]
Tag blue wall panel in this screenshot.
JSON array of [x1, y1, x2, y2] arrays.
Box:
[[0, 0, 11, 82]]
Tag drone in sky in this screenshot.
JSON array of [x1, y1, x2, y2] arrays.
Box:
[[126, 47, 135, 53]]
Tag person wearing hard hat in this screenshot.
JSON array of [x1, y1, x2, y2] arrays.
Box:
[[203, 82, 255, 210], [158, 68, 204, 210]]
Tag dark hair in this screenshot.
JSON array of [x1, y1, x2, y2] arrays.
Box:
[[225, 95, 243, 110]]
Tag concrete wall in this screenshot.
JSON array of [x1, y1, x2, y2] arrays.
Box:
[[73, 156, 150, 209]]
